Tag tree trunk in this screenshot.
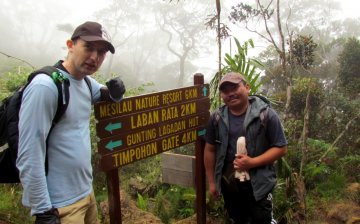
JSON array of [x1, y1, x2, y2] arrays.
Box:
[[293, 87, 310, 223], [178, 56, 185, 87], [276, 0, 292, 121], [299, 87, 310, 175], [216, 0, 222, 103], [293, 174, 307, 223]]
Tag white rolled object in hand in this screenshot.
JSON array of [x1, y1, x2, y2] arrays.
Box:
[[235, 136, 250, 181]]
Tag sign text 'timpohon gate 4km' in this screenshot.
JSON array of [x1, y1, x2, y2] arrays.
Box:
[[94, 84, 210, 172]]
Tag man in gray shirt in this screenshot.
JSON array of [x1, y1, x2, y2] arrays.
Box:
[[17, 21, 125, 224]]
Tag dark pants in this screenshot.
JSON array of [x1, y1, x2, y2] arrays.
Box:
[[221, 163, 273, 224]]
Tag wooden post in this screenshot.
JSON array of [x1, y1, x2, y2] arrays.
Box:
[[194, 73, 206, 224], [107, 169, 121, 224]]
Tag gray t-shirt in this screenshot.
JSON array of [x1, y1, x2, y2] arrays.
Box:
[[226, 112, 246, 162]]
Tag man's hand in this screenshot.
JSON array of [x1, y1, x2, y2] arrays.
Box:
[[35, 208, 60, 224], [106, 76, 126, 101], [208, 182, 220, 199], [233, 154, 254, 171]]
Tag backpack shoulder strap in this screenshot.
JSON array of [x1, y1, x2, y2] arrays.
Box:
[[259, 107, 268, 128], [249, 95, 270, 128], [28, 66, 70, 125], [84, 76, 93, 103], [212, 106, 224, 144]]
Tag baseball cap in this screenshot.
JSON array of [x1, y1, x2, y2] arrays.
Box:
[[219, 72, 246, 90], [71, 21, 115, 54]]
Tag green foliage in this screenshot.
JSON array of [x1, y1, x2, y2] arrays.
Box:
[[284, 118, 303, 142], [339, 155, 360, 182], [289, 77, 325, 121], [152, 186, 196, 223], [0, 184, 33, 223], [285, 138, 335, 188], [314, 89, 360, 147], [118, 156, 162, 194], [315, 90, 360, 153], [166, 186, 195, 219], [153, 189, 171, 223], [276, 157, 292, 179], [0, 66, 32, 100], [303, 162, 331, 189], [273, 179, 296, 223], [177, 192, 195, 218], [288, 35, 317, 69], [223, 38, 264, 93], [178, 207, 194, 219], [337, 37, 360, 98], [229, 3, 273, 24], [315, 172, 347, 199], [306, 138, 334, 162], [209, 37, 264, 108], [137, 193, 148, 211], [205, 195, 229, 222]]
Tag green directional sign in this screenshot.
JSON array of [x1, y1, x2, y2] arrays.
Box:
[[105, 122, 122, 133], [197, 129, 206, 136], [202, 86, 208, 97], [105, 140, 123, 151]]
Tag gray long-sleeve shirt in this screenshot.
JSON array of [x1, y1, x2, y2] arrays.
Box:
[[16, 70, 102, 215]]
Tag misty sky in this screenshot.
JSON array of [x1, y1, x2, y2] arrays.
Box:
[[0, 0, 359, 87]]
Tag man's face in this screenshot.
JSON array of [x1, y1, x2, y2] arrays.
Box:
[[220, 82, 250, 108], [68, 38, 108, 77]]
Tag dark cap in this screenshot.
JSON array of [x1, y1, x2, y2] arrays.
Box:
[[219, 72, 246, 90], [71, 21, 115, 54]]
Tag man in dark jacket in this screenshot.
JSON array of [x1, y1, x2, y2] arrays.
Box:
[[204, 72, 287, 224]]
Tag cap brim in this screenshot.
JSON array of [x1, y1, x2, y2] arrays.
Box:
[[219, 80, 241, 90], [80, 36, 115, 54]]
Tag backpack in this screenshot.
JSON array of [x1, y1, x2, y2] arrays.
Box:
[[0, 66, 91, 183]]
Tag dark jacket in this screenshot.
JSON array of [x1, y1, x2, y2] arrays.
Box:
[[211, 95, 277, 201]]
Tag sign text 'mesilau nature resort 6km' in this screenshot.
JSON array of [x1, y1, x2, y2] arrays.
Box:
[[95, 85, 208, 120], [94, 84, 210, 171]]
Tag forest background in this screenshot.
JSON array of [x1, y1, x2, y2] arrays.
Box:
[[0, 0, 359, 223]]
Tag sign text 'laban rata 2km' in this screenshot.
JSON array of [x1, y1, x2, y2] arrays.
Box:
[[94, 84, 210, 171]]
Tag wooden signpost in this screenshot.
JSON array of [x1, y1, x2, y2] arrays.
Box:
[[94, 74, 209, 224]]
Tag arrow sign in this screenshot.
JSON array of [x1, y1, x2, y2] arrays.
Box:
[[97, 112, 210, 155], [202, 86, 208, 97], [96, 98, 210, 139], [198, 129, 206, 136], [99, 128, 202, 171], [105, 140, 123, 151], [105, 122, 122, 133]]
